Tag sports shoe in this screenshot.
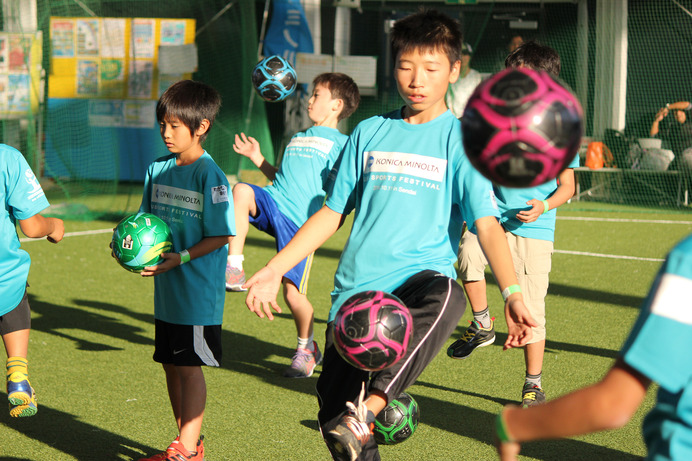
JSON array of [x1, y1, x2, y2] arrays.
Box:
[[163, 439, 203, 461], [522, 382, 546, 408], [283, 342, 323, 378], [7, 372, 37, 417], [447, 318, 495, 360], [138, 436, 203, 461], [325, 383, 374, 461], [225, 263, 247, 292]]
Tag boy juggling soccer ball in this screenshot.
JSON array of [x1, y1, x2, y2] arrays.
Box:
[[1, 144, 64, 418], [496, 232, 692, 461], [448, 40, 578, 408], [244, 10, 536, 461], [135, 80, 235, 461], [226, 73, 360, 378]]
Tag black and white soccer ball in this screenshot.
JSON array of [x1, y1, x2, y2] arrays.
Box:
[[251, 55, 297, 102]]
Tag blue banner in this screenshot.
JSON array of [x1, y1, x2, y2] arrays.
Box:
[[263, 0, 314, 66]]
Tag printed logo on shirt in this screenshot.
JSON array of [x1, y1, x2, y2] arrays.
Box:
[[364, 151, 447, 182], [285, 136, 334, 159], [650, 273, 692, 325], [152, 184, 203, 212], [24, 168, 45, 202], [211, 185, 228, 204]]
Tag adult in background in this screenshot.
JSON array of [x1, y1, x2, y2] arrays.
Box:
[[446, 42, 483, 118]]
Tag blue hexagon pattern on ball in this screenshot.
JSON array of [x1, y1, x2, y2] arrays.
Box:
[[251, 55, 298, 102]]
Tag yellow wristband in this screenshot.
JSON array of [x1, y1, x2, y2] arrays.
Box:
[[496, 411, 514, 443], [179, 249, 190, 264], [542, 200, 550, 214], [501, 284, 521, 301]]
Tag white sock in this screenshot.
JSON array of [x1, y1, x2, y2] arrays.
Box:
[[227, 254, 244, 270], [297, 334, 314, 351]]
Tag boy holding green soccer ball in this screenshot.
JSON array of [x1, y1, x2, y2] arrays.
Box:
[[135, 80, 235, 461], [244, 10, 536, 461], [1, 144, 64, 417]]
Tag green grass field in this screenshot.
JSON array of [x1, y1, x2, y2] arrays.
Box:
[[2, 199, 691, 460]]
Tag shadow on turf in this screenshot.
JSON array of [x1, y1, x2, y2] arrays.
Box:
[[409, 394, 643, 460], [0, 392, 156, 460], [28, 295, 153, 351]]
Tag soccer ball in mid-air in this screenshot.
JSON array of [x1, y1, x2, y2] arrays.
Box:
[[374, 391, 420, 445], [251, 55, 297, 102], [333, 291, 412, 371], [462, 67, 583, 188], [112, 212, 172, 273]]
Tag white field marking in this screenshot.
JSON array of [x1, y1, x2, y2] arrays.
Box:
[[19, 228, 113, 243], [558, 216, 692, 225], [554, 249, 664, 262], [21, 226, 668, 262]]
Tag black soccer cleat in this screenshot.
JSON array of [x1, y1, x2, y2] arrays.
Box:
[[447, 318, 495, 360]]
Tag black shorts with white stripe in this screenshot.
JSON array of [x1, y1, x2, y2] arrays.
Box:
[[153, 319, 222, 367]]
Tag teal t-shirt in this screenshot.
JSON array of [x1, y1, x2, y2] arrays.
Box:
[[266, 125, 347, 227], [620, 233, 692, 461], [495, 154, 579, 242], [325, 109, 498, 321], [140, 152, 235, 325], [0, 145, 50, 316]]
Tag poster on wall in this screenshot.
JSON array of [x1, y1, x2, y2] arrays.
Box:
[[131, 19, 155, 58], [101, 18, 126, 58], [76, 18, 99, 56], [51, 19, 74, 57]]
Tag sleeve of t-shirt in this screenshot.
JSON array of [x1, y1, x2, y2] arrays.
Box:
[[202, 165, 235, 237], [325, 130, 359, 216], [6, 149, 50, 220], [620, 238, 692, 393]]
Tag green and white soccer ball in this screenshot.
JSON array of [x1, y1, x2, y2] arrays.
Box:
[[374, 391, 420, 445], [112, 212, 172, 273]]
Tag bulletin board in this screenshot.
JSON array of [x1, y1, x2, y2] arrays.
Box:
[[49, 17, 196, 100]]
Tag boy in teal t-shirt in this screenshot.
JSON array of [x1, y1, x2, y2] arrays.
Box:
[[226, 73, 360, 379], [136, 80, 235, 461], [244, 10, 537, 461], [1, 144, 64, 418], [449, 40, 578, 408]]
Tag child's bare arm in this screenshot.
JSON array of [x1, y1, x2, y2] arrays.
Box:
[[18, 214, 65, 243], [517, 168, 575, 223], [140, 235, 229, 276], [233, 132, 278, 181]]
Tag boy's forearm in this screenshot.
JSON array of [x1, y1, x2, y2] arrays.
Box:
[[475, 217, 520, 293], [547, 168, 575, 210], [184, 235, 230, 261], [18, 214, 57, 239], [257, 158, 278, 182], [266, 205, 342, 276]]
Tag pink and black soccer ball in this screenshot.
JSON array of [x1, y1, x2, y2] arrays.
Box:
[[461, 67, 584, 188], [333, 291, 413, 372], [251, 55, 297, 102]]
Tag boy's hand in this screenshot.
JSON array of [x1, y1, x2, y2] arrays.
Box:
[[244, 266, 283, 320], [233, 133, 262, 163], [47, 217, 65, 243], [496, 440, 521, 460], [503, 297, 537, 350], [516, 200, 543, 223], [140, 252, 179, 277]]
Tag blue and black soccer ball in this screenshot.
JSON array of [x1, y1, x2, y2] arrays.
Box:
[[251, 55, 298, 102]]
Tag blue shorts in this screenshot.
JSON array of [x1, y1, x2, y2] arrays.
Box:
[[247, 184, 314, 294]]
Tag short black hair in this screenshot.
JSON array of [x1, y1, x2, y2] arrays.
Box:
[[156, 80, 221, 143], [505, 40, 561, 77], [390, 9, 462, 69], [312, 73, 361, 121]]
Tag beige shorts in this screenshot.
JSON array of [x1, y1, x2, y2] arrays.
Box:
[[457, 230, 553, 343]]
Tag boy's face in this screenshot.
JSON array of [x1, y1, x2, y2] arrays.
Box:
[[308, 83, 340, 124], [395, 47, 460, 118], [159, 115, 203, 156]]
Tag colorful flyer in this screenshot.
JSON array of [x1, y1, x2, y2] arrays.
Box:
[[51, 18, 74, 58], [101, 18, 126, 58], [100, 59, 125, 97], [9, 36, 29, 72], [131, 19, 155, 58], [160, 20, 186, 46], [76, 19, 99, 56], [128, 59, 153, 98], [77, 59, 99, 95], [8, 74, 30, 112]]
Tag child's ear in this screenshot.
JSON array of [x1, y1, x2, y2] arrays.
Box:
[[332, 98, 344, 113], [449, 60, 461, 83], [196, 119, 211, 137]]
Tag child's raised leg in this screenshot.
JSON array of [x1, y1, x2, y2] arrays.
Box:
[[282, 281, 321, 378], [226, 183, 257, 291]]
